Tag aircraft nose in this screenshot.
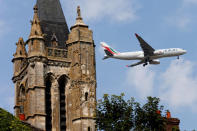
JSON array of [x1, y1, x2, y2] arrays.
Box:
[[182, 49, 187, 54]]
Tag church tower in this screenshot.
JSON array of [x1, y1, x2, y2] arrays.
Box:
[[12, 1, 96, 131], [66, 6, 96, 131]]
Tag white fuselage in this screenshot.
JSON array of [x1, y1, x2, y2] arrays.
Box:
[[111, 48, 186, 60]]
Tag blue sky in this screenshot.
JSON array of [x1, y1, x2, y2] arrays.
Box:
[[0, 0, 197, 130]]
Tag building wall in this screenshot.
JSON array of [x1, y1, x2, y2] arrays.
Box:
[[12, 4, 96, 131], [166, 118, 180, 131]]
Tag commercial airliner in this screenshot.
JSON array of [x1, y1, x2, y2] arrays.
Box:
[[101, 33, 187, 67]]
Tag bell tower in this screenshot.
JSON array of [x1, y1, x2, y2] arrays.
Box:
[[66, 6, 96, 130], [12, 1, 96, 131]]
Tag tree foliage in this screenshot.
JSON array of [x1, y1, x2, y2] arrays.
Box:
[[134, 97, 166, 131], [96, 93, 134, 131], [96, 94, 167, 131], [0, 108, 31, 131]]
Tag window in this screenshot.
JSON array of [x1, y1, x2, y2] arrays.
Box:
[[58, 76, 67, 130], [85, 92, 88, 101], [62, 50, 68, 58], [20, 106, 24, 114], [48, 49, 53, 56], [45, 76, 52, 131], [54, 49, 61, 57], [88, 127, 91, 131]]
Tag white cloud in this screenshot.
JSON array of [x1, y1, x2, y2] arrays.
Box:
[[126, 66, 155, 98], [159, 59, 197, 110], [126, 59, 197, 112], [62, 0, 140, 23]]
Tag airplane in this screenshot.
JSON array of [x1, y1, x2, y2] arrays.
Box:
[[101, 33, 187, 67]]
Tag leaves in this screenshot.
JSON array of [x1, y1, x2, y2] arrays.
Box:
[[134, 97, 166, 131], [0, 108, 31, 131], [96, 94, 167, 131], [96, 94, 134, 131]]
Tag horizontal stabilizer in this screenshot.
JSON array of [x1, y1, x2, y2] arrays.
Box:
[[102, 55, 109, 60]]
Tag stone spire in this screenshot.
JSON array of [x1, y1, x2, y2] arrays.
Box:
[[75, 6, 86, 26], [27, 5, 46, 57], [13, 37, 27, 58], [70, 6, 88, 30], [12, 37, 27, 77], [29, 5, 44, 39], [36, 0, 69, 48]]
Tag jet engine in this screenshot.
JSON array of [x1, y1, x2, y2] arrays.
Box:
[[149, 59, 160, 64]]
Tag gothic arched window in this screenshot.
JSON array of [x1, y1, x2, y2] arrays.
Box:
[[85, 92, 88, 101], [45, 76, 52, 131], [19, 85, 26, 114], [58, 75, 67, 130]]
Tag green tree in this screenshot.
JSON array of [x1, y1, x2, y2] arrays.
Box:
[[96, 94, 167, 131], [0, 108, 31, 131], [96, 93, 135, 131], [133, 97, 166, 131]]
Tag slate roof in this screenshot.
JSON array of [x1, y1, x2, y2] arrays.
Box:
[[36, 0, 69, 48]]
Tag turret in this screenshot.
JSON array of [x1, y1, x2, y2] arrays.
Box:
[[66, 6, 96, 130], [67, 6, 95, 81], [12, 37, 27, 76], [27, 5, 46, 57]]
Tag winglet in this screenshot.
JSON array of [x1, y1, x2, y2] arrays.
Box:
[[135, 33, 139, 37]]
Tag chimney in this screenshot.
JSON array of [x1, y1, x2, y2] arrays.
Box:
[[166, 111, 171, 118]]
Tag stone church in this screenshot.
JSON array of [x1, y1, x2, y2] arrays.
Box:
[[12, 0, 96, 130]]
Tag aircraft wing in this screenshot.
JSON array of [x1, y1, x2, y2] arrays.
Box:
[[135, 33, 155, 56], [126, 60, 144, 67]]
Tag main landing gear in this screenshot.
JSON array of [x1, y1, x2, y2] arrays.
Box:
[[177, 56, 179, 59], [143, 63, 148, 67], [143, 57, 150, 67]]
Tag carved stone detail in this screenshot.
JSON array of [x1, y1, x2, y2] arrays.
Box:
[[47, 60, 71, 67]]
